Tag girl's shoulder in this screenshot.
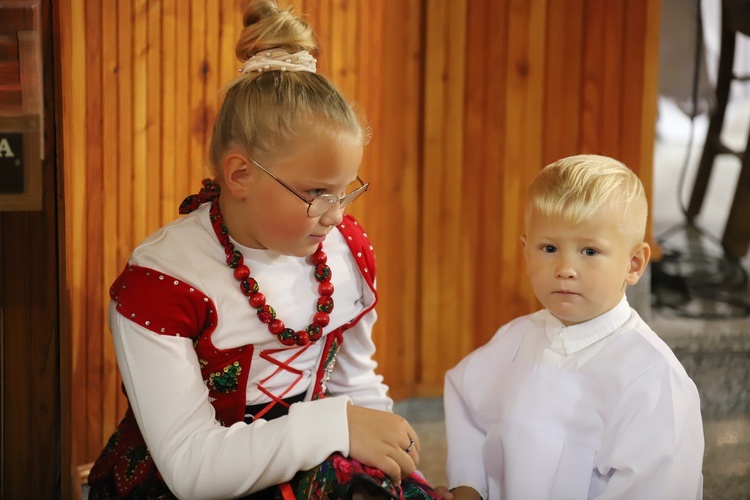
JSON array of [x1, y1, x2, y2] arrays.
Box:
[[336, 214, 376, 286]]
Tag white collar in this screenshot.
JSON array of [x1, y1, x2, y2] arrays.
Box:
[[542, 296, 632, 355]]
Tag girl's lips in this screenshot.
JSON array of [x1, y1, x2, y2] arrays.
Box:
[[309, 234, 327, 242]]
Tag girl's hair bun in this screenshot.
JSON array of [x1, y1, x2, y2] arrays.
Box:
[[236, 0, 316, 62]]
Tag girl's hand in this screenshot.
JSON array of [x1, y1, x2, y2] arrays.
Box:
[[346, 403, 420, 484]]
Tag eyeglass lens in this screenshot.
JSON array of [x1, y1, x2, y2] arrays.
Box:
[[308, 184, 367, 217]]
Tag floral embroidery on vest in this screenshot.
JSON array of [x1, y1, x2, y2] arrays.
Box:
[[209, 361, 242, 393]]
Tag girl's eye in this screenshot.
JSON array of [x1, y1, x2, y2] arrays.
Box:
[[542, 245, 556, 253], [583, 248, 598, 256], [308, 189, 327, 198]]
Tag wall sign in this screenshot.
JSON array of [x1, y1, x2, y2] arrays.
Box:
[[0, 0, 43, 211], [0, 132, 24, 193]]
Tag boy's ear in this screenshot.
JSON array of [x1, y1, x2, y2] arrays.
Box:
[[520, 234, 527, 251], [222, 153, 250, 199], [625, 242, 651, 286]]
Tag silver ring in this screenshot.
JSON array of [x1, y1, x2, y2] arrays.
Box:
[[405, 438, 415, 453]]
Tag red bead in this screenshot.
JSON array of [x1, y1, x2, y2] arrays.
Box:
[[295, 330, 310, 346], [311, 250, 327, 265], [313, 312, 329, 327], [315, 264, 332, 282], [249, 292, 266, 308], [278, 328, 297, 346], [240, 278, 259, 296], [317, 296, 334, 314], [256, 303, 275, 323], [234, 265, 250, 281], [318, 281, 334, 296], [268, 319, 285, 334], [306, 324, 323, 341]]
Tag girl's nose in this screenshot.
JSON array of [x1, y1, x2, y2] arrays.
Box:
[[318, 203, 345, 226]]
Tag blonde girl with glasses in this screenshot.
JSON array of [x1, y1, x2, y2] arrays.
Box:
[[87, 1, 440, 498]]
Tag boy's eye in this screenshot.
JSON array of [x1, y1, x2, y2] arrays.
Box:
[[583, 248, 598, 256], [542, 245, 556, 253]]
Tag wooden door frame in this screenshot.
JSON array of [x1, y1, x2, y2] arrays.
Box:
[[0, 0, 70, 496]]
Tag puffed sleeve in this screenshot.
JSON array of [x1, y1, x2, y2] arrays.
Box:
[[594, 361, 704, 499], [443, 355, 490, 500]]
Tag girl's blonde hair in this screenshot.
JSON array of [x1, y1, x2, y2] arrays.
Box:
[[526, 154, 648, 245], [208, 0, 370, 174]]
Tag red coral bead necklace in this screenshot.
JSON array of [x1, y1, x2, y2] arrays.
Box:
[[208, 199, 333, 346]]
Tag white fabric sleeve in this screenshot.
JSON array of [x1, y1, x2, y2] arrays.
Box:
[[595, 362, 705, 499], [324, 308, 393, 412], [443, 358, 490, 500], [110, 302, 351, 500]]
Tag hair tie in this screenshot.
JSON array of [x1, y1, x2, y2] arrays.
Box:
[[239, 49, 317, 75], [179, 178, 221, 214]]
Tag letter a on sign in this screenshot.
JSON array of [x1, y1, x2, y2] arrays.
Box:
[[0, 138, 15, 158], [0, 133, 24, 194]]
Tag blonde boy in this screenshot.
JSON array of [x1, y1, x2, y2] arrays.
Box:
[[443, 155, 704, 499]]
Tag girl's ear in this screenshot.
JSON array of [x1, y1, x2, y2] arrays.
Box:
[[222, 153, 250, 199], [625, 242, 652, 286]]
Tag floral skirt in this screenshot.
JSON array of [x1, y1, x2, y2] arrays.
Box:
[[269, 452, 440, 499], [89, 452, 440, 499]]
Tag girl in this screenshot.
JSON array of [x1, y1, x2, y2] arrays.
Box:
[[87, 1, 439, 498]]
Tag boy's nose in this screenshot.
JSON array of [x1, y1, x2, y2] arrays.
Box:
[[555, 261, 577, 279]]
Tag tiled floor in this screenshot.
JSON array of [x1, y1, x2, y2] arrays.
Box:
[[394, 97, 750, 499]]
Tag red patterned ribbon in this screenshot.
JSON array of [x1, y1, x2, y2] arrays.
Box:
[[179, 178, 220, 214]]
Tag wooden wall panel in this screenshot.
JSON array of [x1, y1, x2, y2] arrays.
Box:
[[57, 0, 661, 481], [420, 0, 469, 393]]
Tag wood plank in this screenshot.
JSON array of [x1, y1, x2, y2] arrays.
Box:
[[146, 0, 162, 230], [601, 0, 626, 158], [189, 0, 208, 186], [117, 0, 134, 277], [420, 0, 468, 393], [543, 0, 584, 165], [100, 0, 120, 446], [173, 0, 191, 199], [204, 0, 220, 174], [580, 0, 605, 153], [499, 0, 547, 332], [59, 0, 87, 472], [162, 0, 177, 219], [365, 0, 421, 398], [132, 0, 148, 244], [84, 0, 104, 457], [622, 0, 661, 249]]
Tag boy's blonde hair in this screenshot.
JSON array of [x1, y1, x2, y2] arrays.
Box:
[[208, 0, 370, 174], [526, 154, 648, 246]]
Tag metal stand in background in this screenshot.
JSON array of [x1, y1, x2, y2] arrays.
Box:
[[652, 0, 750, 319], [686, 0, 750, 260]]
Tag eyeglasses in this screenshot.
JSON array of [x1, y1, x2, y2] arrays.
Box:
[[250, 159, 369, 218]]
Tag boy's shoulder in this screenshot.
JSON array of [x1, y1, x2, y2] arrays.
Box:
[[451, 312, 540, 367], [595, 312, 692, 382]]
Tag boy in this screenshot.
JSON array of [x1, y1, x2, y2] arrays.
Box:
[[442, 155, 704, 499]]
